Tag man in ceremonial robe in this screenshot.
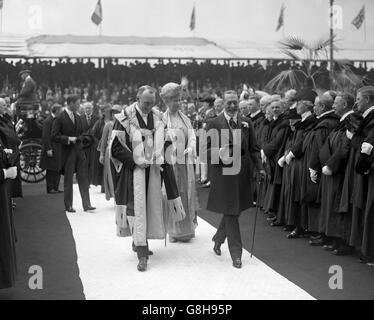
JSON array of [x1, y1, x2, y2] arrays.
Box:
[[110, 85, 184, 272], [304, 92, 340, 243], [283, 89, 318, 238], [261, 100, 290, 223], [346, 86, 374, 265], [318, 93, 356, 255]]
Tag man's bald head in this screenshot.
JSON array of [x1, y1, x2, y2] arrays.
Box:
[[138, 85, 156, 114]]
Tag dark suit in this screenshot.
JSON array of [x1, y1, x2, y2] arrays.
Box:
[[80, 113, 99, 185], [40, 115, 61, 192], [51, 110, 91, 210], [204, 113, 263, 260]]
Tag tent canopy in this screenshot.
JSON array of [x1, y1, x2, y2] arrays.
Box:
[[1, 34, 374, 62]]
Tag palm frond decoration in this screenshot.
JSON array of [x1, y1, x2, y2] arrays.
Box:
[[279, 36, 308, 51], [265, 69, 307, 92], [280, 49, 301, 61]]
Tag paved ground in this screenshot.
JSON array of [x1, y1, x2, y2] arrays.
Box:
[[0, 182, 373, 300]]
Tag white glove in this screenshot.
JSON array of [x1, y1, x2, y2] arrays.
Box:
[[361, 142, 374, 155], [285, 152, 295, 165], [3, 166, 18, 180], [184, 147, 193, 155], [309, 168, 318, 183], [278, 155, 286, 168], [346, 130, 353, 140], [68, 137, 77, 144], [260, 149, 267, 163], [322, 165, 333, 176], [4, 148, 13, 154]]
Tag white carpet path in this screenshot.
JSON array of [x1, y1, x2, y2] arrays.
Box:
[[66, 185, 315, 300]]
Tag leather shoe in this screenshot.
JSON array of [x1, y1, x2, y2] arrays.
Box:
[[213, 242, 221, 256], [84, 205, 96, 212], [334, 245, 354, 256], [137, 257, 148, 272], [283, 226, 294, 232], [66, 207, 76, 213], [232, 258, 242, 269], [309, 237, 326, 246], [47, 190, 59, 194], [287, 228, 303, 239], [132, 243, 153, 255], [270, 221, 283, 227]]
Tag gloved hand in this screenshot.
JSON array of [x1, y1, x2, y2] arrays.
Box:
[[260, 149, 267, 163], [309, 168, 318, 183], [322, 165, 333, 176], [361, 142, 374, 155], [278, 155, 286, 168], [47, 149, 53, 157], [4, 148, 13, 154], [184, 147, 193, 155], [346, 130, 353, 140], [99, 155, 104, 164], [4, 166, 18, 180], [285, 152, 295, 165]]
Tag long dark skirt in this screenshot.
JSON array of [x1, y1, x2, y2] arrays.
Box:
[[0, 179, 17, 289]]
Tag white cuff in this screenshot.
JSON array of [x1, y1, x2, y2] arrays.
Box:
[[3, 169, 7, 179]]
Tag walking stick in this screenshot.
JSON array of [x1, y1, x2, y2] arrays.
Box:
[[251, 173, 264, 258]]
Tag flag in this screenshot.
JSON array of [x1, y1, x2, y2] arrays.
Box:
[[189, 4, 195, 31], [352, 5, 365, 29], [276, 3, 285, 31], [91, 0, 103, 26], [0, 0, 3, 10]]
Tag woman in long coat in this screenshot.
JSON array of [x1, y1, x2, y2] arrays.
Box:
[[160, 83, 198, 242], [0, 109, 18, 289], [99, 105, 122, 200]]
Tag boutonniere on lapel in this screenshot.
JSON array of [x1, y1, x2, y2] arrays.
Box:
[[241, 121, 249, 128]]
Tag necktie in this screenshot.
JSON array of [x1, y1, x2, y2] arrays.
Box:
[[69, 112, 75, 124], [87, 115, 91, 124], [229, 117, 237, 129]]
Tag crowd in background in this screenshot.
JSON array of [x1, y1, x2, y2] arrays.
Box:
[[2, 58, 374, 288], [1, 58, 374, 108]]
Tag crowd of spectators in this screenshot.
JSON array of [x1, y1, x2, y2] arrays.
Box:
[[1, 58, 374, 110]]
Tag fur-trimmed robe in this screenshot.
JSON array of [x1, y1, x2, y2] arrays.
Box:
[[110, 104, 167, 246], [110, 103, 185, 246]]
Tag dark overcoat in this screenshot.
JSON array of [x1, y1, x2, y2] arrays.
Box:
[[40, 115, 61, 171], [50, 110, 86, 174], [204, 113, 263, 215]]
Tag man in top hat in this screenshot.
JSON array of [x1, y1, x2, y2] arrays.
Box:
[[203, 90, 265, 268], [51, 94, 95, 213], [16, 69, 39, 111]]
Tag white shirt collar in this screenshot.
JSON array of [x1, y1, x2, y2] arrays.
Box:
[[301, 111, 312, 122], [363, 105, 374, 119], [340, 110, 354, 122], [65, 107, 74, 116], [224, 111, 238, 123], [317, 109, 334, 119], [250, 109, 261, 118]]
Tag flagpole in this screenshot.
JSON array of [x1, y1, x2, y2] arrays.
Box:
[[329, 0, 334, 87], [364, 7, 367, 42]]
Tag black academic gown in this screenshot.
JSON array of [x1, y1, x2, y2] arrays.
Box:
[[0, 138, 17, 289]]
